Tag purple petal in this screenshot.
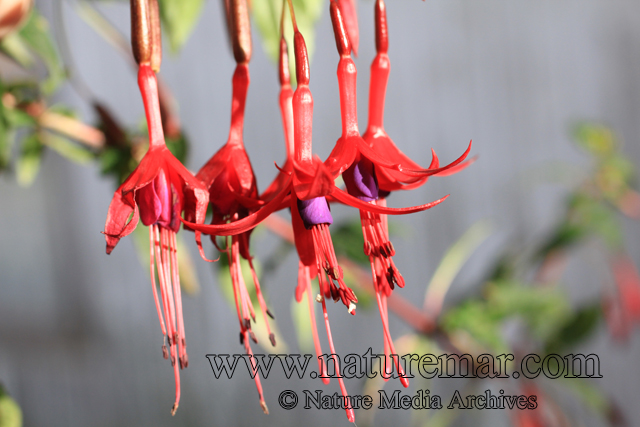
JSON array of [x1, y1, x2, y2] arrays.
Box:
[[343, 157, 379, 202], [297, 196, 333, 228]]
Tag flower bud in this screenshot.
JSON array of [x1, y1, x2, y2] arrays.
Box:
[[330, 0, 351, 57], [229, 0, 252, 64], [375, 0, 388, 54], [0, 0, 31, 40], [131, 0, 161, 70], [293, 31, 310, 86]]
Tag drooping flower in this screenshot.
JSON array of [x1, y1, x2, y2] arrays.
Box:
[[325, 0, 476, 388], [104, 2, 209, 414], [103, 63, 209, 415], [185, 0, 276, 414], [183, 4, 450, 421], [361, 0, 475, 193]]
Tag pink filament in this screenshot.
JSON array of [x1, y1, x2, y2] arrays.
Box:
[[150, 224, 187, 414]]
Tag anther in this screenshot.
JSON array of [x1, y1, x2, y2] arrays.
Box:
[[269, 333, 277, 347], [162, 344, 169, 359], [348, 302, 357, 315]]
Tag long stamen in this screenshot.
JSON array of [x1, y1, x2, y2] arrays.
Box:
[[226, 237, 268, 413], [299, 263, 330, 384], [154, 225, 174, 347], [241, 328, 269, 414], [169, 231, 188, 368], [370, 257, 409, 387], [161, 228, 178, 344], [170, 342, 180, 416], [228, 241, 246, 334], [149, 226, 168, 354], [319, 295, 355, 423], [153, 225, 181, 414], [247, 255, 276, 346]]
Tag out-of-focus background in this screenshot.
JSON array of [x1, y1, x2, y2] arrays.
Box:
[[0, 0, 639, 426]]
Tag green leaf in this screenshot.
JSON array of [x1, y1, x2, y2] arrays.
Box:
[[442, 299, 507, 353], [0, 93, 10, 170], [330, 220, 368, 264], [544, 304, 602, 355], [165, 132, 188, 164], [0, 33, 34, 68], [573, 122, 616, 158], [17, 10, 66, 94], [42, 132, 94, 164], [16, 132, 44, 186], [424, 220, 493, 313], [4, 108, 36, 129], [291, 294, 313, 353], [443, 281, 573, 353], [0, 389, 22, 427], [158, 0, 205, 53], [487, 281, 572, 342], [252, 0, 324, 83], [571, 193, 623, 249], [557, 377, 609, 416], [99, 146, 136, 185]]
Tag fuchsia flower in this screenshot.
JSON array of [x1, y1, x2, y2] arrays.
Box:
[[191, 61, 275, 414], [184, 0, 276, 412], [103, 64, 209, 415], [362, 0, 475, 192], [326, 0, 475, 387], [604, 254, 640, 339], [183, 2, 461, 422]]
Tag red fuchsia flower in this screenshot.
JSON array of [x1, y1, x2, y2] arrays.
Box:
[[325, 0, 471, 388], [184, 5, 449, 422], [612, 255, 640, 320], [194, 62, 274, 415], [104, 3, 209, 414], [511, 384, 546, 427], [185, 0, 275, 413], [323, 1, 472, 186], [261, 32, 340, 394], [604, 254, 640, 339], [362, 0, 475, 192], [103, 64, 209, 415]]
